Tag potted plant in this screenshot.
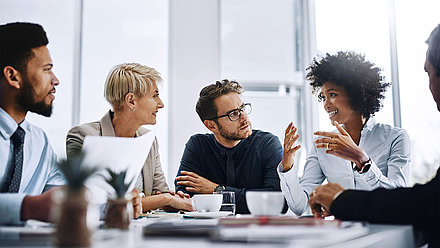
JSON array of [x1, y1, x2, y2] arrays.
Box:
[[56, 152, 98, 247], [104, 169, 132, 230]]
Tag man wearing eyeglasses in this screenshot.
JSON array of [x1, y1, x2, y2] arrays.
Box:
[[175, 80, 284, 214]]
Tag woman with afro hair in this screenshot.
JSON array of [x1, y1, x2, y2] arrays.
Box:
[[278, 51, 411, 216]]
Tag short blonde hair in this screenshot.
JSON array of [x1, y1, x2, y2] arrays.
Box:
[[104, 63, 162, 110]]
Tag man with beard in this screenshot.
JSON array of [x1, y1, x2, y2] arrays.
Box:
[[307, 25, 440, 247], [175, 80, 284, 214], [0, 22, 65, 224]]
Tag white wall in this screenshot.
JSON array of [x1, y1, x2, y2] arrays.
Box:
[[168, 0, 221, 189]]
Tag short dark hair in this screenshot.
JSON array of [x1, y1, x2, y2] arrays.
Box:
[[306, 51, 390, 118], [0, 22, 49, 78], [196, 79, 243, 122], [426, 24, 440, 77]]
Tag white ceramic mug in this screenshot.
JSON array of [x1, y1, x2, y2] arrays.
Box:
[[192, 194, 223, 212], [246, 191, 284, 215]]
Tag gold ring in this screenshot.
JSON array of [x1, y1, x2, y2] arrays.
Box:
[[327, 143, 330, 149]]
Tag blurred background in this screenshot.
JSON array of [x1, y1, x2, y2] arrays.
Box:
[[1, 0, 439, 189]]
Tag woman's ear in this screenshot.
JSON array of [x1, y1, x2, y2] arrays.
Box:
[[2, 66, 22, 89], [203, 119, 218, 132], [124, 93, 136, 110]]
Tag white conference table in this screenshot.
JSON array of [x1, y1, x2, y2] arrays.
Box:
[[0, 215, 420, 248]]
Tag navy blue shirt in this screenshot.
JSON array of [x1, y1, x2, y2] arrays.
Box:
[[175, 130, 283, 214]]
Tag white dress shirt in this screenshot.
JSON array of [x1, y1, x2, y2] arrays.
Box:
[[0, 107, 65, 224], [278, 118, 411, 215]]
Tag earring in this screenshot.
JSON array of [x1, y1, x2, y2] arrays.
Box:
[[132, 107, 135, 112]]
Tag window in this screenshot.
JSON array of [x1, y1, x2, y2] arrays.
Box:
[[314, 0, 440, 184], [221, 0, 303, 147], [0, 0, 76, 158], [80, 0, 169, 172], [314, 0, 393, 131], [395, 0, 440, 184], [1, 0, 169, 170]]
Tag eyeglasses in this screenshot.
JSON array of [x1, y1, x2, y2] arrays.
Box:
[[211, 103, 252, 122]]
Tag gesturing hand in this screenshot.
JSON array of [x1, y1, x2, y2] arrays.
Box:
[[281, 122, 301, 172], [175, 171, 217, 193], [314, 121, 368, 167]]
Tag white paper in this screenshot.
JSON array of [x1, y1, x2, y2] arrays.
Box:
[[214, 222, 368, 245], [81, 129, 155, 204]]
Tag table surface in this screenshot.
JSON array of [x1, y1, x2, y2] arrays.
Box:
[[0, 215, 418, 248]]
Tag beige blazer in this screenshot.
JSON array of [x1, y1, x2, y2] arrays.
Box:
[[65, 110, 169, 196]]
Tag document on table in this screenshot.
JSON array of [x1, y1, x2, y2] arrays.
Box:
[[81, 129, 156, 204], [212, 221, 368, 245]]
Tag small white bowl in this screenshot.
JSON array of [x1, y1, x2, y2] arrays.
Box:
[[192, 194, 223, 212], [246, 191, 284, 216]]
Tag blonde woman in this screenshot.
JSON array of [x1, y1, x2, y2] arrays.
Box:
[[66, 63, 193, 213]]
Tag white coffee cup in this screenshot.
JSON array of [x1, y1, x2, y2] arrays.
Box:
[[192, 194, 223, 212], [246, 191, 284, 216]]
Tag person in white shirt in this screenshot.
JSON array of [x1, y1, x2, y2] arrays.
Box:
[[0, 22, 66, 224], [308, 26, 440, 247], [279, 51, 411, 216]]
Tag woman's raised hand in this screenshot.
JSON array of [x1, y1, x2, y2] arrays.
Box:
[[281, 122, 301, 172], [314, 121, 368, 166]]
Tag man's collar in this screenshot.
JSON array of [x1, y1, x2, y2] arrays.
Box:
[[0, 107, 24, 140], [212, 134, 241, 151], [212, 130, 256, 152]]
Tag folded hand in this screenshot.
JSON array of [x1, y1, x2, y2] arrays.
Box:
[[175, 171, 217, 194]]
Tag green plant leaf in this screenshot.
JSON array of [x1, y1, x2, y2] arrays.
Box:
[[58, 151, 98, 192], [105, 168, 131, 198]]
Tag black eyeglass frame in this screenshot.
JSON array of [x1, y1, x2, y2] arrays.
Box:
[[210, 103, 252, 122]]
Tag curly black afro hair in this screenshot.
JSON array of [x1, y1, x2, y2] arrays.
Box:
[[306, 51, 390, 118]]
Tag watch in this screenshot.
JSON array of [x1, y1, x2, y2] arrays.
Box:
[[214, 185, 226, 193], [353, 158, 372, 174]]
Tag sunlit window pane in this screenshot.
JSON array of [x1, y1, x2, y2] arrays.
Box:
[[220, 0, 302, 146], [0, 0, 76, 158], [315, 0, 393, 132], [395, 0, 440, 184]]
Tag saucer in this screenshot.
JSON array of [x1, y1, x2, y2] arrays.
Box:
[[183, 211, 233, 219]]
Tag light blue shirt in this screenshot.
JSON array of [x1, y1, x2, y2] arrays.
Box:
[[0, 107, 65, 224], [278, 118, 411, 215]]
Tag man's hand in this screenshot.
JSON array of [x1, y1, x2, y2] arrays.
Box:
[[308, 183, 344, 219], [175, 171, 217, 193], [130, 188, 142, 218], [21, 187, 61, 222]]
